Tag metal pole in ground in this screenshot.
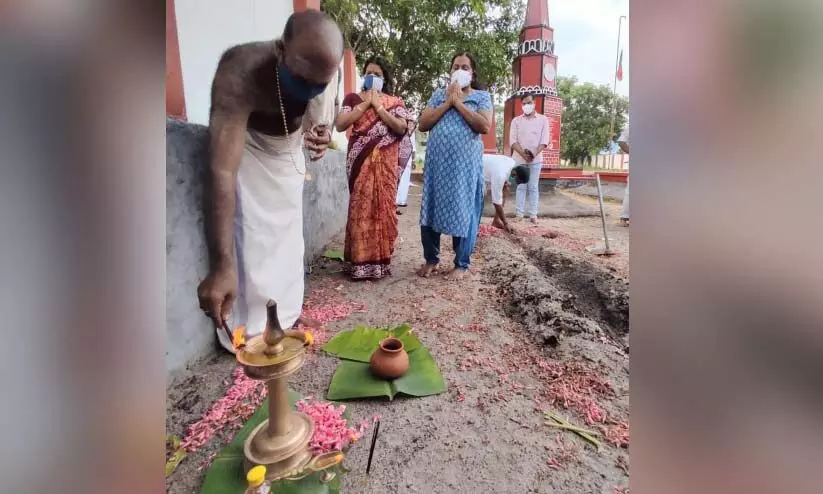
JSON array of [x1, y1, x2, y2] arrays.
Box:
[[595, 174, 611, 253]]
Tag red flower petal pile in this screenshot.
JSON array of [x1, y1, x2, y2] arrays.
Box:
[[296, 398, 377, 455], [180, 366, 266, 453]]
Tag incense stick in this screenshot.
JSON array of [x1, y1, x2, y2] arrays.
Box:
[[366, 419, 381, 474]]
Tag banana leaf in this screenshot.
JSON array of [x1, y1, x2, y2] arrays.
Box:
[[322, 324, 420, 363], [326, 346, 445, 401], [393, 347, 446, 397], [327, 360, 393, 400], [322, 249, 344, 261]]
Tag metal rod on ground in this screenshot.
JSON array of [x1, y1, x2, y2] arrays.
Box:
[[366, 419, 380, 474], [595, 174, 611, 253]]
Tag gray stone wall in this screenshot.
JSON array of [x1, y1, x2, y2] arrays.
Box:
[[302, 149, 349, 263], [165, 119, 348, 373]]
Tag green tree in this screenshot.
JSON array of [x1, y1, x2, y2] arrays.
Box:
[[322, 0, 524, 111], [494, 103, 505, 152], [556, 76, 629, 165]]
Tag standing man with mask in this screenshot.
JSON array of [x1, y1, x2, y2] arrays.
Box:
[[509, 94, 550, 223], [197, 10, 344, 352]]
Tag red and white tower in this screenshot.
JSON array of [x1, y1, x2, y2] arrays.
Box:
[[503, 0, 562, 166]]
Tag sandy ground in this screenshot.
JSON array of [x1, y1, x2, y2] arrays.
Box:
[[166, 188, 630, 494]]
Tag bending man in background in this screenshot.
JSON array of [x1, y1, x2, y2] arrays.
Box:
[[482, 153, 523, 233]]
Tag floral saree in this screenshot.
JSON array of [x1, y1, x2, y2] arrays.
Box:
[[341, 92, 410, 280]]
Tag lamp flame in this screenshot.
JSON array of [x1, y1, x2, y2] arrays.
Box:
[[232, 326, 247, 349]]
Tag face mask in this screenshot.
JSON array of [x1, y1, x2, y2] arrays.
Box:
[[278, 63, 328, 102], [451, 69, 472, 89], [522, 103, 535, 115], [362, 74, 384, 92]]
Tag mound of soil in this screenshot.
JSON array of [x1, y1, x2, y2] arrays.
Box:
[[482, 237, 629, 351]]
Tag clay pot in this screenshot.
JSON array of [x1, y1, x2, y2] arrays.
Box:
[[369, 337, 410, 379]]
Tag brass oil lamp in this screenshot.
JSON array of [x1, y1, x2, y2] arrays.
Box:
[[235, 300, 342, 482]]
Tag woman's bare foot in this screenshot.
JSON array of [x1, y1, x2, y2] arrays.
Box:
[[417, 264, 439, 278], [443, 268, 469, 280]]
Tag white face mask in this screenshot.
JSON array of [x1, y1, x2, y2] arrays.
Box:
[[451, 69, 472, 89], [522, 103, 535, 115]]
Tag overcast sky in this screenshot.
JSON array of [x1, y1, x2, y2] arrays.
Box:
[[547, 0, 629, 97]]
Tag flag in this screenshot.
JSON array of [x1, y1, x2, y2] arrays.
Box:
[[616, 50, 624, 82]]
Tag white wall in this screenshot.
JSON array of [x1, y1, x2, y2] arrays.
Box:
[[176, 0, 294, 125]]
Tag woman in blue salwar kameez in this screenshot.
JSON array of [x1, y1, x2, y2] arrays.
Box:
[[417, 52, 493, 280]]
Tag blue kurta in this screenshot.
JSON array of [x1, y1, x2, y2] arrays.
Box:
[[420, 88, 492, 237]]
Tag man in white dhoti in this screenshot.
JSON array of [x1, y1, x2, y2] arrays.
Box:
[[197, 11, 344, 352], [395, 121, 417, 210]]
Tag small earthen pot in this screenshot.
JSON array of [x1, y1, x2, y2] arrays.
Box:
[[369, 337, 410, 379]]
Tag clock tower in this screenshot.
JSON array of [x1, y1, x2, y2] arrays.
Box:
[[503, 0, 562, 166]]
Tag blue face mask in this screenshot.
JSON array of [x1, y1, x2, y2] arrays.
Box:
[[362, 74, 384, 92], [278, 63, 328, 102]]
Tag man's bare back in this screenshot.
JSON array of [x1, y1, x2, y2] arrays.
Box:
[[211, 40, 326, 137], [197, 10, 344, 333]]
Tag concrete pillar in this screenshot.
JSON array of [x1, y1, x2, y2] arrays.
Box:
[[343, 49, 357, 96], [483, 94, 498, 153], [166, 0, 186, 120]]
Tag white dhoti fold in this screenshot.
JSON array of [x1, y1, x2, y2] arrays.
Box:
[[215, 128, 306, 351], [396, 157, 412, 206]]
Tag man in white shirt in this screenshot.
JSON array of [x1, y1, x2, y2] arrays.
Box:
[[509, 94, 550, 223], [617, 124, 630, 226], [482, 154, 524, 233]]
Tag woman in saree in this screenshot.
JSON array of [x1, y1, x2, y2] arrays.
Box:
[[335, 55, 411, 280], [417, 51, 492, 280]]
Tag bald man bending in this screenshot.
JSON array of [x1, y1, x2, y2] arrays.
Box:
[[197, 10, 344, 352]]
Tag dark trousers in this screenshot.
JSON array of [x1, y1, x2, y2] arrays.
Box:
[[420, 186, 484, 270]]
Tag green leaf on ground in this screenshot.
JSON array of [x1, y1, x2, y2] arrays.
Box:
[[326, 346, 446, 401], [202, 460, 335, 494], [165, 448, 187, 477], [167, 434, 181, 450], [322, 325, 421, 363], [265, 474, 338, 494], [327, 359, 393, 400], [322, 249, 345, 261], [392, 346, 446, 397], [392, 323, 411, 337], [201, 457, 245, 494]]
